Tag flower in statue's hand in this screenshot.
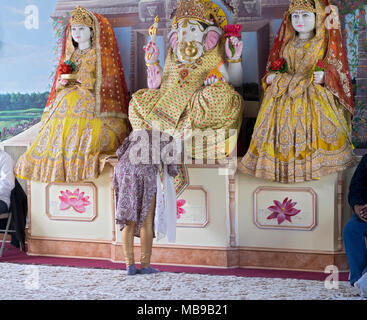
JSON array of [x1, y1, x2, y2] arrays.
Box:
[[58, 60, 76, 74], [315, 59, 325, 71], [224, 24, 242, 39], [269, 58, 287, 73], [59, 64, 72, 74]]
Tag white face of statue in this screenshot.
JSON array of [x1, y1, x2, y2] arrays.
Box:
[[291, 10, 316, 34], [175, 19, 206, 63], [71, 24, 92, 45]]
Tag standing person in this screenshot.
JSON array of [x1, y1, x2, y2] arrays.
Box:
[[113, 130, 180, 275], [15, 6, 129, 183], [343, 154, 367, 298]]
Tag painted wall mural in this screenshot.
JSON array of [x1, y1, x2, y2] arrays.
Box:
[[0, 0, 365, 147]]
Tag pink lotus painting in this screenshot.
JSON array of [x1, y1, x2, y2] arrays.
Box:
[[267, 197, 301, 225], [162, 194, 187, 220], [59, 189, 91, 213], [176, 199, 186, 220]]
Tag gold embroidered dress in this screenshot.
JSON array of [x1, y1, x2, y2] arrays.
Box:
[[239, 0, 356, 183], [15, 8, 129, 183]]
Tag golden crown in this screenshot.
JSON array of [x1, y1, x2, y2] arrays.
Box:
[[174, 0, 227, 29], [70, 6, 94, 28], [289, 0, 316, 14]]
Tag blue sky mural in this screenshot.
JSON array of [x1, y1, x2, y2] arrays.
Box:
[[0, 0, 58, 94]]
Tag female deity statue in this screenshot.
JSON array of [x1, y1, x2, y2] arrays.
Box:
[[239, 0, 356, 183], [15, 6, 129, 183]]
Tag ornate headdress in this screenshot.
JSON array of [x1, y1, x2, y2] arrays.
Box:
[[70, 6, 94, 28], [288, 0, 316, 14], [173, 0, 228, 29]]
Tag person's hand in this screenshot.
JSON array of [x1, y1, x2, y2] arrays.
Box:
[[266, 73, 276, 85], [58, 78, 68, 86], [354, 204, 367, 222], [313, 71, 325, 85]]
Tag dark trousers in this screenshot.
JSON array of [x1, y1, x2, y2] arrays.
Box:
[[343, 213, 367, 285]]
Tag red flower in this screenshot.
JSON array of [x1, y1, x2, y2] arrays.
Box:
[[271, 58, 285, 71], [58, 63, 72, 74], [267, 197, 301, 225], [315, 59, 325, 71], [224, 24, 242, 38]]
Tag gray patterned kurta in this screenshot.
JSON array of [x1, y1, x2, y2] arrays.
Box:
[[113, 130, 179, 236]]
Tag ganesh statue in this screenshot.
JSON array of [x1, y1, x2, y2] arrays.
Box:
[[129, 0, 245, 180]]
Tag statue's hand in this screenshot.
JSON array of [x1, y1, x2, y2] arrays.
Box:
[[266, 73, 276, 85], [204, 75, 219, 86], [313, 71, 325, 85], [144, 41, 160, 65], [58, 78, 68, 86], [147, 64, 162, 89], [225, 36, 243, 60]]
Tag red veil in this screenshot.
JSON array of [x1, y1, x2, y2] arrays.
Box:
[[46, 9, 129, 118], [264, 0, 354, 115]]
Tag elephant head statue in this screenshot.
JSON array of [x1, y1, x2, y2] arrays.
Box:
[[168, 18, 223, 64]]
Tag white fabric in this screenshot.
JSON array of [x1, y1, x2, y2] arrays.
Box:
[[0, 150, 15, 209], [154, 164, 177, 242]]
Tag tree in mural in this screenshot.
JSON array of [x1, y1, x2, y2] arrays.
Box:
[[337, 1, 367, 147]]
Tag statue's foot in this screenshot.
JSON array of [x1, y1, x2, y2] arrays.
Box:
[[139, 266, 160, 275], [126, 264, 138, 276]]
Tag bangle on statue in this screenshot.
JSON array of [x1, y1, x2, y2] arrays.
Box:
[[146, 60, 160, 67], [227, 57, 242, 63]]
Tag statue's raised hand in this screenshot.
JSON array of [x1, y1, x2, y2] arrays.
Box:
[[144, 41, 162, 89], [225, 36, 243, 60]]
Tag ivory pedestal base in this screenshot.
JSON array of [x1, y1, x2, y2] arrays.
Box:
[[26, 161, 356, 272]]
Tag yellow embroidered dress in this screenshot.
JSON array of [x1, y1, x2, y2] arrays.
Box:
[[15, 9, 129, 183], [239, 1, 356, 183]]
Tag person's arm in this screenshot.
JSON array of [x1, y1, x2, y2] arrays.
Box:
[[348, 155, 367, 209], [0, 153, 15, 201]]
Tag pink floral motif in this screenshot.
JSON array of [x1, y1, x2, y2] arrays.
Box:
[[162, 194, 186, 220], [176, 199, 186, 220], [59, 189, 91, 213], [267, 197, 301, 225]]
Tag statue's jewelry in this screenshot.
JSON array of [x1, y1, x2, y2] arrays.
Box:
[[70, 6, 94, 28], [293, 36, 312, 48], [289, 0, 316, 14], [178, 40, 203, 63], [146, 60, 160, 67], [173, 0, 228, 30], [227, 57, 242, 63]]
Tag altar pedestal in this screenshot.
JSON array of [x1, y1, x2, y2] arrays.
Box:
[[25, 157, 356, 272]]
